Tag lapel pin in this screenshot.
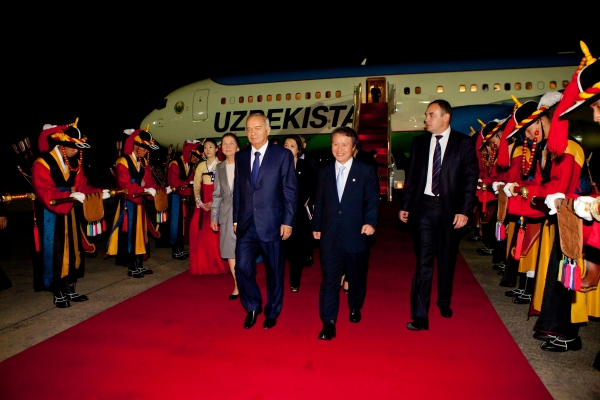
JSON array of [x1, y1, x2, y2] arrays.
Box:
[[352, 178, 356, 182]]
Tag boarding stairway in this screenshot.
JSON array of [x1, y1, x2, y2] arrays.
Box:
[[353, 84, 394, 199]]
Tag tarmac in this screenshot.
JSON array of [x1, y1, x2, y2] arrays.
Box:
[[0, 201, 599, 400]]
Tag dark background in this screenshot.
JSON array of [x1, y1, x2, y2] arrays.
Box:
[[3, 25, 599, 193]]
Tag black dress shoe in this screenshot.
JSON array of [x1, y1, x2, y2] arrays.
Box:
[[540, 336, 582, 352], [533, 331, 557, 341], [349, 309, 361, 323], [263, 317, 277, 329], [140, 267, 153, 275], [244, 308, 262, 329], [438, 305, 453, 318], [406, 321, 428, 331], [172, 252, 187, 260], [318, 321, 336, 340], [228, 293, 239, 300]]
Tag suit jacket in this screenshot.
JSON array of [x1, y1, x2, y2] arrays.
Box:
[[233, 144, 297, 242], [211, 161, 233, 226], [400, 130, 478, 224], [312, 159, 380, 253], [294, 158, 315, 225]]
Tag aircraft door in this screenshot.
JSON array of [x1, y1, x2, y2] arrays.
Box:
[[366, 78, 386, 103], [193, 90, 209, 121]]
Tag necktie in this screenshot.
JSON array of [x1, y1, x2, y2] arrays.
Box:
[[431, 135, 442, 196], [337, 165, 346, 201], [251, 151, 260, 186]]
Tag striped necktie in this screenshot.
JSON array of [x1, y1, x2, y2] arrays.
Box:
[[431, 135, 442, 196]]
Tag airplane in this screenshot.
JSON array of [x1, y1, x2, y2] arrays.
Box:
[[140, 53, 600, 200]]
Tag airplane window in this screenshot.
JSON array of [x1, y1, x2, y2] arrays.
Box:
[[538, 82, 545, 90], [415, 87, 421, 94], [326, 91, 331, 98], [494, 84, 500, 91], [404, 87, 410, 95], [526, 82, 532, 90], [562, 80, 569, 88], [305, 92, 311, 100], [267, 95, 272, 102], [276, 94, 282, 101], [470, 84, 477, 92], [248, 96, 253, 103], [316, 92, 321, 99], [549, 81, 557, 89], [459, 85, 466, 93], [482, 84, 489, 92], [221, 98, 226, 105], [258, 95, 263, 102], [335, 91, 341, 98], [504, 83, 511, 91], [515, 83, 522, 90], [437, 86, 444, 93], [286, 94, 291, 101], [230, 97, 235, 104], [239, 97, 244, 104], [296, 93, 301, 100]]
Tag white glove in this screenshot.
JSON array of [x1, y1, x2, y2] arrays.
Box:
[[70, 192, 85, 203], [189, 181, 194, 185], [544, 193, 565, 215], [196, 198, 203, 208], [165, 187, 172, 194], [503, 183, 517, 197], [144, 188, 157, 197], [492, 181, 505, 195], [574, 196, 595, 221], [102, 189, 111, 200]]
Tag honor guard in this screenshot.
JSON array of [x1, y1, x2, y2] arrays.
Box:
[[168, 140, 202, 260], [105, 127, 170, 278], [32, 119, 109, 308]]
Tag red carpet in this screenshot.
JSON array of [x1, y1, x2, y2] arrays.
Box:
[[0, 203, 551, 399]]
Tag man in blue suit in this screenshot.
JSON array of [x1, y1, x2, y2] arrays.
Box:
[[399, 99, 478, 331], [312, 126, 380, 340], [233, 113, 297, 330]]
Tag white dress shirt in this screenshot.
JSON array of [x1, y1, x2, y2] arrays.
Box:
[[335, 157, 353, 199]]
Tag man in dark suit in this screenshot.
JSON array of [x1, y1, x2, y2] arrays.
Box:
[[399, 99, 478, 331], [312, 126, 380, 340], [233, 113, 297, 330]]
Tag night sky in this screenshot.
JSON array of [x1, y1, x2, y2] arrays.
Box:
[[3, 26, 599, 192]]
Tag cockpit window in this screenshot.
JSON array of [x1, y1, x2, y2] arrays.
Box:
[[156, 98, 168, 110]]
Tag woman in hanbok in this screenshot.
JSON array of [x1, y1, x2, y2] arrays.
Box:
[[189, 138, 229, 275]]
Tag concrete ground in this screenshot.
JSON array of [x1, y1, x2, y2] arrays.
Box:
[[0, 203, 599, 400]]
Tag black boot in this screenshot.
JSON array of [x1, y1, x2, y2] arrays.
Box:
[[53, 292, 71, 308], [67, 281, 89, 302], [128, 256, 145, 278], [540, 336, 582, 352], [172, 245, 187, 260], [136, 255, 153, 275], [513, 274, 534, 304], [179, 246, 189, 258]]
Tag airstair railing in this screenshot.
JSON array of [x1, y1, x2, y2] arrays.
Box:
[[353, 84, 362, 131], [387, 83, 396, 201]]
